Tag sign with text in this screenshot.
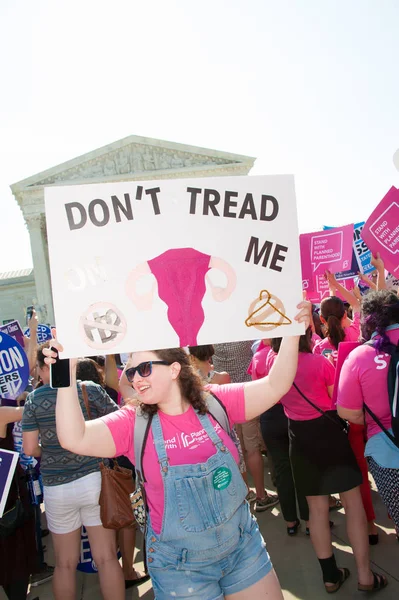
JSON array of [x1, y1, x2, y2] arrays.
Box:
[[45, 175, 304, 358], [23, 324, 52, 344], [0, 448, 19, 517], [0, 321, 25, 348], [362, 187, 399, 277], [300, 224, 354, 295], [324, 222, 373, 277], [0, 333, 29, 400]]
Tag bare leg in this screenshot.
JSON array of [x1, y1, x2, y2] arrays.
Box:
[[306, 495, 332, 558], [225, 569, 284, 600], [86, 525, 125, 600], [51, 528, 81, 600], [246, 449, 265, 498], [340, 487, 374, 587]]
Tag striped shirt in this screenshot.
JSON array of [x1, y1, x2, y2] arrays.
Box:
[[22, 381, 118, 486]]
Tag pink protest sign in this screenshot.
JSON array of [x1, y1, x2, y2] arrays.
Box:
[[300, 225, 354, 297], [332, 341, 361, 405], [299, 234, 315, 292], [315, 273, 330, 301], [362, 186, 399, 277]]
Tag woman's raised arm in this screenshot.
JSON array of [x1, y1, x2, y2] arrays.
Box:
[[243, 300, 311, 420], [44, 342, 116, 458]]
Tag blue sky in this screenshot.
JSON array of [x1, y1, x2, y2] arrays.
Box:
[[1, 0, 398, 272]]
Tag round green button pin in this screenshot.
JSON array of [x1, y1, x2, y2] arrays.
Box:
[[212, 466, 232, 490]]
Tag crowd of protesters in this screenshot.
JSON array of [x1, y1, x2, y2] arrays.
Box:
[[0, 254, 398, 599]]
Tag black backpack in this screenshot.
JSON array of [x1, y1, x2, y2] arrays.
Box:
[[364, 340, 399, 449]]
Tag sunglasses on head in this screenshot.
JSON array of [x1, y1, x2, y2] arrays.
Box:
[[125, 360, 171, 382]]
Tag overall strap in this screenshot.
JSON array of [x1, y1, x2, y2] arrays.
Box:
[[196, 411, 227, 448], [151, 413, 169, 469]]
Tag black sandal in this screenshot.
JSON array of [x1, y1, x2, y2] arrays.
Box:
[[358, 571, 388, 592], [324, 567, 350, 594], [328, 497, 343, 512], [287, 519, 300, 536]]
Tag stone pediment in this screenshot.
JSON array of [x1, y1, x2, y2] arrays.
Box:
[[11, 135, 255, 192]]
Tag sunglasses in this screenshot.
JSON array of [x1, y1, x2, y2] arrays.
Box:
[[125, 360, 171, 382]]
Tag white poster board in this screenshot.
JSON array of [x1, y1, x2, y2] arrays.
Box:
[[45, 175, 304, 358]]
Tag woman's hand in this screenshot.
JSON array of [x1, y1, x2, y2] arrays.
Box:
[[294, 300, 312, 331], [43, 331, 77, 371], [324, 270, 338, 289]]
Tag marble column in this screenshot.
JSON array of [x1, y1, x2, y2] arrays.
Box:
[[25, 213, 55, 325]]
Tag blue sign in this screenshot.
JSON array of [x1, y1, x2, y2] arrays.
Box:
[[23, 324, 52, 344], [353, 221, 374, 275], [0, 332, 29, 400]]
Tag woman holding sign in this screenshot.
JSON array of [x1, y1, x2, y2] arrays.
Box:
[[44, 301, 311, 600]]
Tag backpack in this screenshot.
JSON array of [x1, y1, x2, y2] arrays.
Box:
[[133, 391, 235, 485], [364, 340, 399, 449]]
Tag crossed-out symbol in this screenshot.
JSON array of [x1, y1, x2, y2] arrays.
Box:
[[80, 303, 126, 350]]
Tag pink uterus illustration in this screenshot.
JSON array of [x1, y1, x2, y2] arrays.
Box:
[[125, 247, 236, 347]]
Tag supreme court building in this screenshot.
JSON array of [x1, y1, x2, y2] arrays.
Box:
[[5, 136, 255, 325]]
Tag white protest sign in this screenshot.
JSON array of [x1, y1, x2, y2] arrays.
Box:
[[45, 175, 304, 358]]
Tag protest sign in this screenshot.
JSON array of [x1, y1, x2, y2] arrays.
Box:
[[0, 448, 19, 517], [45, 175, 304, 358], [0, 321, 25, 348], [300, 224, 354, 297], [0, 333, 29, 400], [323, 222, 373, 278], [23, 324, 52, 343], [307, 275, 355, 305], [362, 187, 399, 277]]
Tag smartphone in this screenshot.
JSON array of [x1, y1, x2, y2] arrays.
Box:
[[49, 347, 71, 388], [26, 305, 34, 326]]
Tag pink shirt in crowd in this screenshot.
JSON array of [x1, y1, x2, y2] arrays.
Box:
[[247, 343, 272, 380], [266, 351, 336, 421], [313, 312, 361, 364], [337, 328, 399, 440], [102, 383, 245, 534]]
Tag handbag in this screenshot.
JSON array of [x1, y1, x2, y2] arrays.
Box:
[[0, 471, 27, 538], [81, 384, 135, 529], [293, 383, 348, 434]]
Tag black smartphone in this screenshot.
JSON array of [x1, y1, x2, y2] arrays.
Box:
[[49, 347, 71, 388], [26, 305, 34, 326]]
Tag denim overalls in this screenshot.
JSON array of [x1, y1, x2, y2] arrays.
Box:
[[145, 411, 272, 599]]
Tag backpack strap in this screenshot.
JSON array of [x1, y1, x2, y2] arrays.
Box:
[[204, 391, 231, 436], [133, 409, 153, 484]]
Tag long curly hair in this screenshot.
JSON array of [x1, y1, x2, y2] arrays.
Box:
[[137, 348, 208, 417], [320, 296, 346, 350], [361, 290, 399, 352]]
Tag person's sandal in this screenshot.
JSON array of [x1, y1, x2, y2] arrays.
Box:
[[324, 567, 350, 594], [358, 571, 388, 593], [328, 497, 343, 512], [287, 519, 300, 536]]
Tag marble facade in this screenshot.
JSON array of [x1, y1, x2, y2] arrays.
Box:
[[10, 135, 255, 324]]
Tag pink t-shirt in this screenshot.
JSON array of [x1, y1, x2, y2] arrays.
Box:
[[247, 345, 272, 380], [313, 312, 361, 365], [337, 329, 399, 440], [102, 383, 245, 534], [266, 351, 336, 420]]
